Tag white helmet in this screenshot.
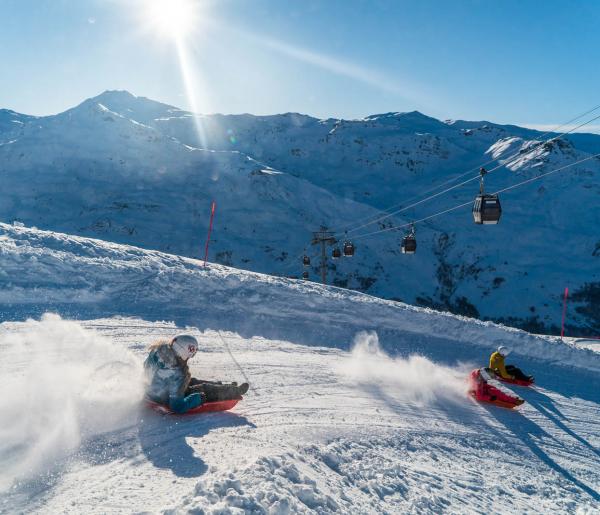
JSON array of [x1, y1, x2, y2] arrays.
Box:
[[172, 334, 198, 360], [497, 345, 511, 357]]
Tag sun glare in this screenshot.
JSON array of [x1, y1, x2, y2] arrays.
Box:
[[147, 0, 198, 40]]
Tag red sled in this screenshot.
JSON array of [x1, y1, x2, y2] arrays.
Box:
[[146, 397, 242, 415], [497, 376, 534, 387], [468, 368, 524, 409]]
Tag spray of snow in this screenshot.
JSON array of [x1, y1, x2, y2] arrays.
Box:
[[0, 314, 144, 491], [339, 331, 470, 406]]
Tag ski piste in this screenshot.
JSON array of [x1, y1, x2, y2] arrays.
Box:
[[1, 224, 599, 513]]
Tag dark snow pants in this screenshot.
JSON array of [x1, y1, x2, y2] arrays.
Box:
[[505, 365, 531, 381], [186, 378, 240, 402]]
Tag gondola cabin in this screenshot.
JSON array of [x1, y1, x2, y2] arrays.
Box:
[[302, 255, 311, 266], [472, 194, 502, 224], [302, 271, 309, 279], [343, 241, 355, 257], [332, 247, 342, 259], [401, 235, 417, 254]]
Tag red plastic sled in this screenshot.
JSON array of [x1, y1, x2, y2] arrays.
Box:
[[497, 376, 534, 387], [146, 397, 241, 415], [468, 368, 524, 409]]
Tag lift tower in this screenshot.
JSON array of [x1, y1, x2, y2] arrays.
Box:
[[311, 226, 337, 285]]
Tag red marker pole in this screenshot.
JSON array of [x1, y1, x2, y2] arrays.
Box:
[[561, 287, 569, 339], [203, 200, 216, 268]]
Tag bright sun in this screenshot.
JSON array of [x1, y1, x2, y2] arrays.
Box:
[[138, 0, 208, 146], [146, 0, 198, 40]]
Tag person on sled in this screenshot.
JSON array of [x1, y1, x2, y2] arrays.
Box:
[[144, 334, 249, 414], [489, 346, 532, 382]]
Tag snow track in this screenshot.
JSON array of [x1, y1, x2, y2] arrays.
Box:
[[1, 225, 599, 513], [1, 318, 598, 514]]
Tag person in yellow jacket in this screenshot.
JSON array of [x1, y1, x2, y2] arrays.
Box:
[[489, 346, 513, 379], [489, 346, 533, 382]]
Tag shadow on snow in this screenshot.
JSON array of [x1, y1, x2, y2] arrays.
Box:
[[484, 405, 600, 502], [138, 409, 256, 478]]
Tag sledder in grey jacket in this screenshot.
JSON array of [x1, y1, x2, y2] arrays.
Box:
[[143, 335, 202, 413]]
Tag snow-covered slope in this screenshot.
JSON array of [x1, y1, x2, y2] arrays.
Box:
[[0, 96, 393, 283], [2, 222, 598, 371], [1, 224, 599, 513], [1, 91, 599, 334]]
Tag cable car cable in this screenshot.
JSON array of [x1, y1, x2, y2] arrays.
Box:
[[340, 104, 600, 235], [333, 108, 600, 237], [351, 152, 600, 241], [279, 106, 600, 274]]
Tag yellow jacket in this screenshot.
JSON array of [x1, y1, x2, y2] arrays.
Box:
[[489, 351, 513, 379]]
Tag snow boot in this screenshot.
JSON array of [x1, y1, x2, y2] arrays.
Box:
[[238, 383, 249, 396]]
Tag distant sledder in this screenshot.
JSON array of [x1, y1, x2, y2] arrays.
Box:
[[144, 334, 249, 415], [468, 368, 524, 409], [468, 346, 535, 408], [489, 346, 534, 386]]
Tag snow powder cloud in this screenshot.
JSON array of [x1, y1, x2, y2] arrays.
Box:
[[339, 331, 470, 407], [0, 314, 144, 491]]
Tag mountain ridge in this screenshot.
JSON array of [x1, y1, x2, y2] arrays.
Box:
[[5, 90, 600, 139], [1, 91, 598, 335]]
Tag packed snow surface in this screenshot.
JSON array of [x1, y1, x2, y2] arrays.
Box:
[[0, 224, 599, 514]]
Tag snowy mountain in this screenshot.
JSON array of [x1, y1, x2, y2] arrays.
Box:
[[1, 90, 599, 334], [0, 109, 36, 143], [1, 223, 599, 513]]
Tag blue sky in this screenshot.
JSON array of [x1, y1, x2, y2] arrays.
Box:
[[1, 0, 600, 129]]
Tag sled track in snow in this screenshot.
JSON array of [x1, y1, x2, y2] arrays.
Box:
[[1, 316, 598, 513]]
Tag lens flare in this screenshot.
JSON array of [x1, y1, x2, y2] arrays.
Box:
[[174, 37, 208, 147], [137, 0, 208, 147]]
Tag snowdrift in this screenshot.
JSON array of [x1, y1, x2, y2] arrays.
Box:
[[1, 222, 599, 374]]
